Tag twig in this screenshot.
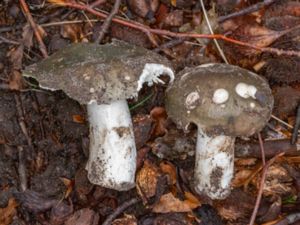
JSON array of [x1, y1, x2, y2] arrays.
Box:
[[291, 105, 300, 144], [89, 0, 106, 8], [18, 146, 27, 191], [271, 115, 293, 129], [50, 0, 300, 57], [199, 0, 229, 64], [19, 0, 48, 58], [249, 152, 284, 225], [218, 0, 278, 23], [274, 213, 300, 225], [154, 38, 185, 52], [0, 35, 20, 45], [14, 93, 33, 147], [258, 133, 266, 165], [96, 0, 121, 44], [14, 93, 31, 193], [102, 197, 141, 225]]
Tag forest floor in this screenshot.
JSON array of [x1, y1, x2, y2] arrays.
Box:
[[0, 0, 300, 224]]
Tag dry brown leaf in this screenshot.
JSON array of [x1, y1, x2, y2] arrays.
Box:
[[22, 24, 33, 49], [0, 198, 18, 225], [235, 158, 257, 166], [136, 160, 160, 202], [72, 114, 85, 124], [8, 45, 24, 70], [232, 169, 253, 188], [9, 70, 23, 90], [152, 193, 195, 213], [162, 10, 183, 27], [61, 24, 84, 43], [127, 0, 159, 20], [65, 208, 99, 225], [183, 192, 201, 209], [170, 0, 176, 7], [112, 214, 137, 225], [255, 165, 293, 196], [150, 107, 167, 138], [159, 161, 177, 185], [60, 177, 74, 199]]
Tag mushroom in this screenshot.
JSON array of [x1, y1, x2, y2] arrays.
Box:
[[23, 40, 174, 191], [165, 63, 273, 199]]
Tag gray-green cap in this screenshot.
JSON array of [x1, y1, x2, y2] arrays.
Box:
[[23, 40, 174, 104], [165, 63, 273, 137]]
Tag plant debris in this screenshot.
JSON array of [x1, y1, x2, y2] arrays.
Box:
[[0, 0, 300, 224]]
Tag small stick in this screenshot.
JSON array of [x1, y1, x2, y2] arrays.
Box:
[[154, 38, 185, 52], [249, 152, 284, 225], [218, 0, 278, 23], [291, 105, 300, 144], [199, 0, 229, 64], [102, 197, 141, 225], [14, 93, 33, 147], [96, 0, 121, 44], [51, 1, 300, 57], [0, 35, 20, 45], [19, 0, 48, 58], [89, 0, 106, 8], [258, 133, 266, 165], [18, 146, 27, 191]]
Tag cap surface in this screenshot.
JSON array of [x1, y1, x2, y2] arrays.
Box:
[[23, 40, 173, 104], [165, 63, 274, 136]]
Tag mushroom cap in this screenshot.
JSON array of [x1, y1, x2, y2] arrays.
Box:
[[165, 63, 274, 137], [23, 40, 174, 104]]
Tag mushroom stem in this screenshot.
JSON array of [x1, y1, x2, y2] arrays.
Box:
[[86, 100, 136, 191], [194, 128, 235, 199]]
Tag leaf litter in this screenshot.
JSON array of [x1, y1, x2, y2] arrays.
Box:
[[0, 0, 300, 224]]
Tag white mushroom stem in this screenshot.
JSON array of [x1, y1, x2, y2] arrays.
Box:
[[86, 100, 136, 191], [194, 128, 235, 199]]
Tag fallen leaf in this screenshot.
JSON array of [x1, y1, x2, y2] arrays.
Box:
[[150, 107, 167, 138], [9, 70, 23, 90], [112, 214, 137, 225], [133, 114, 152, 149], [232, 169, 253, 188], [8, 45, 23, 70], [22, 24, 33, 49], [136, 160, 161, 202], [0, 198, 18, 225], [72, 114, 85, 124], [159, 161, 177, 185], [127, 0, 159, 21], [170, 0, 176, 7], [65, 208, 99, 225], [183, 192, 201, 209], [14, 190, 58, 213], [60, 177, 74, 199], [162, 10, 184, 27], [61, 23, 84, 43], [152, 192, 195, 213]]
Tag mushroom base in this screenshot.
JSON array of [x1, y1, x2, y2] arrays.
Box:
[[86, 100, 136, 191], [194, 128, 235, 199]]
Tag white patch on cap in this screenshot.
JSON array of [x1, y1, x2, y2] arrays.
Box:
[[90, 88, 95, 93], [235, 82, 257, 99], [198, 63, 215, 68], [213, 89, 229, 104], [137, 63, 174, 91], [185, 91, 200, 110], [39, 84, 57, 91], [83, 73, 91, 80], [250, 102, 256, 108]]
